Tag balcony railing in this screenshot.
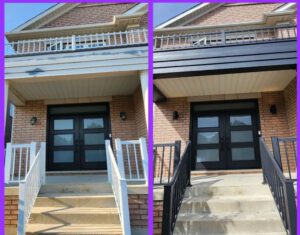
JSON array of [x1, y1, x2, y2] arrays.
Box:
[[154, 25, 296, 51], [5, 29, 148, 56]]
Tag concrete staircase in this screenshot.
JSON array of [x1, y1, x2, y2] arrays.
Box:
[[174, 173, 286, 235], [26, 175, 122, 235]]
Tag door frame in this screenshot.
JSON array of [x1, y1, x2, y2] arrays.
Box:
[[46, 103, 111, 171], [190, 99, 261, 170]]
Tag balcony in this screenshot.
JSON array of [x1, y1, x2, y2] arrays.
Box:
[[154, 25, 297, 78], [154, 25, 296, 51], [5, 29, 148, 56]]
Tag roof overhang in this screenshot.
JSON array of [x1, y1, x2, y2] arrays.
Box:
[[6, 12, 146, 41], [155, 10, 296, 35]]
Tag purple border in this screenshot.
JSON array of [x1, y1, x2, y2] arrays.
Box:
[[147, 2, 153, 235], [297, 3, 299, 233]]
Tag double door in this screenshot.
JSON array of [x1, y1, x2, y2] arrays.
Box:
[[193, 110, 260, 170], [48, 114, 109, 171]]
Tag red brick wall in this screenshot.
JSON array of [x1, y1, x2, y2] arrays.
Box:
[[284, 78, 296, 137], [5, 194, 18, 235], [186, 3, 284, 26], [128, 194, 148, 229], [12, 101, 47, 145], [43, 3, 136, 28], [154, 98, 190, 151], [153, 200, 163, 235], [133, 86, 147, 139]]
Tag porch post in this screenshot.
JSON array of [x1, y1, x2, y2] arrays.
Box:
[[139, 70, 148, 131]]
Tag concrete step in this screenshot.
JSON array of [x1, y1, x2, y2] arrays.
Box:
[[180, 195, 277, 214], [39, 183, 113, 194], [34, 194, 116, 208], [26, 224, 122, 235], [174, 212, 286, 234], [192, 169, 262, 176], [29, 207, 120, 224], [186, 184, 271, 197]]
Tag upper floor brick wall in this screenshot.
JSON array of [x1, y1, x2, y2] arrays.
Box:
[[42, 3, 137, 28], [185, 3, 285, 27]]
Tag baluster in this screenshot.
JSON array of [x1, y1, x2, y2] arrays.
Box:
[[160, 146, 165, 184], [126, 144, 132, 179], [18, 147, 22, 182], [120, 31, 123, 45], [25, 147, 29, 177], [133, 144, 140, 179], [137, 30, 141, 43], [168, 146, 172, 184], [11, 147, 16, 182], [114, 32, 117, 46]]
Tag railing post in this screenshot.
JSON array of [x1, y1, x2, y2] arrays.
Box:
[[259, 138, 267, 184], [283, 181, 296, 235], [40, 143, 46, 185], [139, 137, 148, 183], [5, 143, 12, 184], [174, 141, 181, 171], [162, 185, 173, 235], [187, 141, 192, 187], [18, 182, 26, 235], [71, 35, 76, 51], [120, 178, 131, 235], [221, 30, 226, 45], [115, 139, 126, 178], [105, 140, 112, 183], [271, 137, 283, 171], [29, 142, 36, 169]]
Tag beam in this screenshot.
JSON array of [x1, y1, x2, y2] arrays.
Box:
[[139, 70, 148, 131]]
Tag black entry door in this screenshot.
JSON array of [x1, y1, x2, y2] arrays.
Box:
[[193, 109, 260, 170], [48, 114, 108, 171]]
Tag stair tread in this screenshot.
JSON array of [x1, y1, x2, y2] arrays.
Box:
[[183, 194, 273, 202], [37, 193, 115, 198], [177, 211, 283, 221], [31, 207, 119, 214], [174, 233, 287, 235], [26, 223, 122, 234]]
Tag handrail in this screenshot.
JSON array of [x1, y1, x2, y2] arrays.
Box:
[[5, 29, 148, 56], [5, 142, 36, 184], [154, 25, 296, 51], [105, 140, 131, 235], [162, 141, 191, 235], [153, 141, 181, 185], [18, 142, 46, 235], [115, 138, 148, 183], [260, 137, 296, 235]]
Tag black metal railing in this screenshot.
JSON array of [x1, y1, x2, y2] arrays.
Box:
[[272, 137, 297, 181], [162, 141, 191, 235], [153, 141, 181, 185], [154, 25, 296, 51], [260, 137, 296, 235]]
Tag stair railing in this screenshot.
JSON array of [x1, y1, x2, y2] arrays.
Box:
[[162, 141, 191, 235], [17, 142, 46, 235], [105, 140, 131, 235], [115, 138, 148, 184], [5, 142, 37, 184], [260, 137, 296, 235]]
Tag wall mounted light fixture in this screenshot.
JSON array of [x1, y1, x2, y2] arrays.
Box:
[[173, 111, 179, 120], [120, 112, 127, 121], [270, 104, 277, 115], [31, 116, 37, 125]]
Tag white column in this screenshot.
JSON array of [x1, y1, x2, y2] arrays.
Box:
[[139, 70, 148, 131], [4, 80, 9, 126]]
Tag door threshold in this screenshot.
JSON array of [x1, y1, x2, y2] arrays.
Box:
[[46, 170, 107, 176], [192, 169, 262, 176]]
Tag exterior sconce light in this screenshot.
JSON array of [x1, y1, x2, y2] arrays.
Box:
[[31, 116, 37, 125], [120, 112, 127, 121], [270, 104, 277, 115], [173, 111, 179, 120]]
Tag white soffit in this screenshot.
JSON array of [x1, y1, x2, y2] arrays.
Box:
[[10, 71, 140, 101], [154, 70, 296, 98]]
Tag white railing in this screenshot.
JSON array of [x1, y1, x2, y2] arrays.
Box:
[[5, 142, 37, 184], [5, 29, 148, 56], [105, 140, 131, 235], [115, 138, 148, 183], [18, 142, 46, 235]]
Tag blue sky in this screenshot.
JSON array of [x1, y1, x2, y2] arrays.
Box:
[[5, 3, 199, 31], [154, 3, 198, 27]]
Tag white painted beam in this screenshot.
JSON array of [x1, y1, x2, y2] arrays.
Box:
[[139, 70, 148, 131]]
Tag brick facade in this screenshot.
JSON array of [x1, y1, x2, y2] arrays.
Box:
[[186, 3, 284, 27], [128, 194, 148, 229], [5, 189, 19, 235], [153, 199, 163, 235], [42, 3, 137, 28]]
